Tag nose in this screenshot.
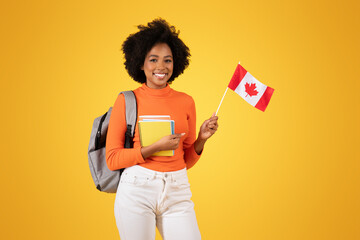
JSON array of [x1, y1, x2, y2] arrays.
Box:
[[156, 60, 166, 69]]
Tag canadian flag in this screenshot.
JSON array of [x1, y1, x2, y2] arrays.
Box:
[[228, 63, 274, 112]]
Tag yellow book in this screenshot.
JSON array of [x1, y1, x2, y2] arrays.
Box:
[[138, 120, 175, 156]]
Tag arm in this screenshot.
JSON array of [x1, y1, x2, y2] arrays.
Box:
[[182, 98, 206, 169], [105, 94, 145, 171], [185, 113, 219, 169], [140, 133, 185, 159], [194, 112, 219, 155]]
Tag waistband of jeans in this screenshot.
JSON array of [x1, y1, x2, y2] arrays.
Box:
[[124, 165, 187, 178]]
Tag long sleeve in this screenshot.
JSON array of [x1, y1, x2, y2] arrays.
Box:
[[182, 97, 202, 169], [105, 94, 145, 171], [106, 84, 203, 172]]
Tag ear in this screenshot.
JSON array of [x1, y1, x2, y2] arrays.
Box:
[[141, 65, 144, 70]]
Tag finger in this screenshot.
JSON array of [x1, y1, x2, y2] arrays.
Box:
[[208, 125, 216, 130], [210, 116, 218, 121], [208, 118, 218, 123], [208, 122, 219, 130], [208, 117, 217, 123], [208, 120, 218, 126], [172, 133, 185, 139], [208, 122, 215, 127], [202, 120, 211, 129], [208, 126, 217, 131]]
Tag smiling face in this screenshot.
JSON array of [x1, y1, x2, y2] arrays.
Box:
[[142, 43, 173, 89]]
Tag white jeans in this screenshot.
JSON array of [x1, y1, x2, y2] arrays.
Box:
[[114, 165, 201, 240]]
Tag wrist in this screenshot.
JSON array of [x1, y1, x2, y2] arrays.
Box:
[[197, 133, 208, 142], [150, 141, 162, 152], [194, 137, 206, 155], [141, 142, 161, 159]]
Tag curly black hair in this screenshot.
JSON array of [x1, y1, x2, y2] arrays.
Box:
[[122, 18, 191, 84]]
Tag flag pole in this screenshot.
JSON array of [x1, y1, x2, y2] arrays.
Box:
[[215, 87, 228, 116]]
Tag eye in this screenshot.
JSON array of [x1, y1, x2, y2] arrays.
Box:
[[165, 59, 172, 63], [150, 59, 157, 63]]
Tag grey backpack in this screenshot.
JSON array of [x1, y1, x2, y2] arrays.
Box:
[[88, 91, 137, 193]]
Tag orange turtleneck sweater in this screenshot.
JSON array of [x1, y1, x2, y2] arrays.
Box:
[[106, 83, 201, 172]]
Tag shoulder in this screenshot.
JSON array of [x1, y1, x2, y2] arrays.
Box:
[[116, 88, 139, 104], [113, 92, 126, 110], [171, 89, 195, 104]]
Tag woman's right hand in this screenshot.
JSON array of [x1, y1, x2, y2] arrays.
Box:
[[140, 133, 185, 159]]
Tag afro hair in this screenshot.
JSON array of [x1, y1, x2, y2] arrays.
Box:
[[122, 18, 191, 84]]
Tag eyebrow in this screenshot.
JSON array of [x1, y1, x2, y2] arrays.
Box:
[[148, 55, 173, 58]]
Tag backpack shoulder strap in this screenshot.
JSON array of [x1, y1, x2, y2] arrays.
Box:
[[120, 91, 137, 148]]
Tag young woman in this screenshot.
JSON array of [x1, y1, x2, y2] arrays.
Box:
[[106, 18, 218, 240]]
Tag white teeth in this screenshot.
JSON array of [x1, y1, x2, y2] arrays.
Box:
[[155, 74, 166, 77]]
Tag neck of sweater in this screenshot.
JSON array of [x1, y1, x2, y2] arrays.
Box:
[[140, 83, 173, 97]]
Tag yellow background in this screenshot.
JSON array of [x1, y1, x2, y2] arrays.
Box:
[[1, 0, 359, 239]]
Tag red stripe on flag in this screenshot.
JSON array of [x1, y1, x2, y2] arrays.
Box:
[[255, 87, 274, 112], [228, 64, 247, 90]]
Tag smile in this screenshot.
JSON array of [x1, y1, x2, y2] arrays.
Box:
[[154, 73, 167, 79]]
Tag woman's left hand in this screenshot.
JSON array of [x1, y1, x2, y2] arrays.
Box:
[[198, 113, 219, 141]]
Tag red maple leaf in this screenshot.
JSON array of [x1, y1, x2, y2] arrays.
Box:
[[245, 82, 259, 97]]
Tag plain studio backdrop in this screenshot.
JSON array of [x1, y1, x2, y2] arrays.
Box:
[[1, 0, 359, 239]]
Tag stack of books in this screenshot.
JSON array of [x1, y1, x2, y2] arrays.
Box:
[[138, 115, 175, 156]]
